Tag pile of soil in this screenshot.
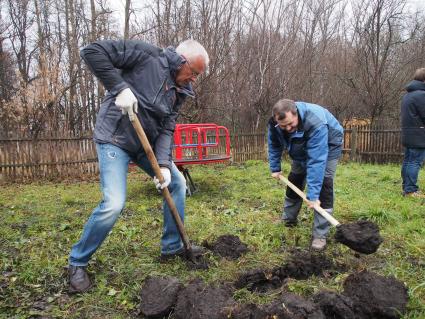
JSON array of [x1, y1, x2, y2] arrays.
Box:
[[228, 303, 268, 319], [174, 279, 235, 319], [343, 270, 409, 318], [203, 235, 249, 260], [138, 271, 409, 319], [235, 250, 335, 293], [264, 292, 325, 319], [312, 291, 356, 319], [274, 250, 334, 280], [335, 220, 383, 254], [139, 276, 182, 318]]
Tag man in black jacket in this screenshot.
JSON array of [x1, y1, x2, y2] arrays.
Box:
[[401, 68, 425, 198], [68, 39, 209, 293]]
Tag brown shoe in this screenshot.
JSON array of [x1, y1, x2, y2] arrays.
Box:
[[69, 265, 92, 293], [404, 191, 425, 199]]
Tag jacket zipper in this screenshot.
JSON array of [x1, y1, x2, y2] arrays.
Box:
[[152, 78, 167, 104]]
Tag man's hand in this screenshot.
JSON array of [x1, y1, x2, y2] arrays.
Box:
[[153, 167, 171, 190], [115, 88, 138, 119], [307, 199, 321, 209], [271, 171, 282, 179]]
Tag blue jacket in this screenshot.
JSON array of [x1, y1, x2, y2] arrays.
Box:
[[268, 102, 343, 201], [80, 40, 195, 169], [401, 80, 425, 148]]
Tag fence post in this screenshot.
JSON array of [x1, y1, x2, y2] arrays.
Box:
[[350, 127, 357, 162]]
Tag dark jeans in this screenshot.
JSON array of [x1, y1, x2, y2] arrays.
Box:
[[401, 147, 425, 194]]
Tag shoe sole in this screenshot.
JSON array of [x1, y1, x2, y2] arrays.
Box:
[[68, 282, 93, 294]]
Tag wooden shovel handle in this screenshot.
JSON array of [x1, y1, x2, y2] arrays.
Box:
[[130, 115, 193, 254], [278, 175, 340, 227]]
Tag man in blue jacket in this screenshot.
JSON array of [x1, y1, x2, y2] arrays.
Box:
[[268, 99, 343, 250], [68, 39, 209, 293], [401, 68, 425, 198]]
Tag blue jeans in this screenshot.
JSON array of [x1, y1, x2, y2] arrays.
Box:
[[282, 158, 338, 239], [401, 147, 425, 194], [69, 143, 186, 266]]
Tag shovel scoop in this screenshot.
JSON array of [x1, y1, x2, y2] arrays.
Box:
[[278, 175, 383, 254]]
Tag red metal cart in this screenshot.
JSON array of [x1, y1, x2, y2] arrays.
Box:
[[173, 123, 231, 194]]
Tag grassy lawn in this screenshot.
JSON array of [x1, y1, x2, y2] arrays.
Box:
[[0, 161, 424, 318]]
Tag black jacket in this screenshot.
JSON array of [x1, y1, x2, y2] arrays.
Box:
[[80, 40, 194, 168], [401, 80, 425, 148]]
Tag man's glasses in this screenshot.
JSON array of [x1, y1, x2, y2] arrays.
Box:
[[182, 55, 201, 77]]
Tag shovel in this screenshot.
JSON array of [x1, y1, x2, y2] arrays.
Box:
[[278, 175, 382, 254], [129, 115, 195, 262]]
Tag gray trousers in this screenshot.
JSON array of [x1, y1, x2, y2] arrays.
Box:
[[282, 159, 338, 239]]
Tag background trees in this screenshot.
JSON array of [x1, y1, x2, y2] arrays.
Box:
[[1, 0, 424, 136]]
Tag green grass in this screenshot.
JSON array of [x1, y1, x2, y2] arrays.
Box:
[[0, 161, 424, 318]]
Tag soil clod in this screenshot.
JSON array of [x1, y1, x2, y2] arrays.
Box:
[[235, 251, 336, 293], [204, 234, 249, 260], [343, 270, 408, 319], [174, 279, 235, 319], [264, 292, 325, 319], [139, 276, 182, 318], [274, 250, 334, 280], [334, 220, 383, 254], [228, 303, 268, 319], [312, 291, 356, 319]]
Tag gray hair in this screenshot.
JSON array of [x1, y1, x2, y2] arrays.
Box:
[[413, 68, 425, 81], [272, 99, 297, 120], [176, 39, 209, 66]]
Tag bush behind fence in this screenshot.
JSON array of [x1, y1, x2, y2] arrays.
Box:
[[0, 125, 403, 182]]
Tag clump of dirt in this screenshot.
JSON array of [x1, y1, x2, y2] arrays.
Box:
[[139, 276, 182, 318], [185, 253, 210, 270], [343, 270, 409, 318], [227, 303, 268, 319], [234, 268, 283, 293], [274, 250, 334, 280], [264, 292, 325, 319], [203, 235, 249, 260], [312, 290, 356, 319], [174, 279, 235, 319], [235, 250, 336, 293], [335, 220, 383, 254]]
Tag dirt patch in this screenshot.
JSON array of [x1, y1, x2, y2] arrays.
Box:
[[312, 290, 355, 319], [264, 292, 325, 318], [139, 276, 182, 318], [185, 253, 210, 270], [235, 250, 336, 293], [334, 220, 383, 254], [234, 268, 283, 293], [274, 250, 334, 280], [204, 235, 249, 260], [174, 279, 235, 319], [343, 270, 409, 318]]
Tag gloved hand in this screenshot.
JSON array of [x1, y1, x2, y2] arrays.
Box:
[[153, 167, 171, 190], [271, 171, 282, 179], [115, 88, 138, 119], [307, 199, 321, 210]]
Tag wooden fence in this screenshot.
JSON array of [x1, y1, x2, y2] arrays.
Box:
[[343, 124, 404, 164], [0, 125, 403, 182], [0, 131, 98, 182]]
